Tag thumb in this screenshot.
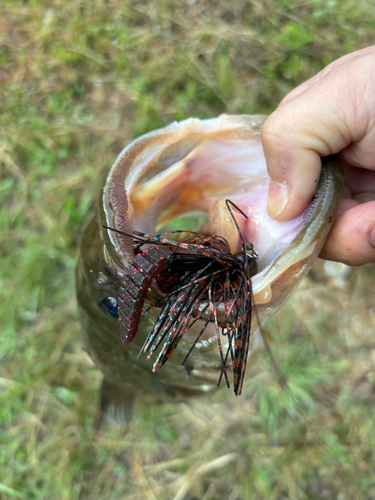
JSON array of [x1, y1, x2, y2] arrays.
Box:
[[261, 90, 351, 220], [261, 48, 375, 220]]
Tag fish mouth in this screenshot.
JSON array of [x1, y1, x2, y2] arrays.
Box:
[[76, 114, 343, 397], [97, 114, 343, 394], [102, 114, 342, 315]]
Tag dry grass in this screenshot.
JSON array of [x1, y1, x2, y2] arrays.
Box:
[[1, 1, 375, 498]]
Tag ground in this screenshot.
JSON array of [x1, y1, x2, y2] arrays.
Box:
[[1, 1, 375, 499]]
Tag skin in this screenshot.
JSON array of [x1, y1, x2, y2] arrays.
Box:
[[254, 157, 343, 294], [262, 45, 375, 266]]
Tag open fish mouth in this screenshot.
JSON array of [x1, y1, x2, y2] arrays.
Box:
[[77, 114, 343, 397]]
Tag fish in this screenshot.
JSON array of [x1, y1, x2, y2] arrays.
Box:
[[76, 114, 343, 419]]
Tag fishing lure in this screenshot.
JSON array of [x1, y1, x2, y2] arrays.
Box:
[[104, 200, 258, 395]]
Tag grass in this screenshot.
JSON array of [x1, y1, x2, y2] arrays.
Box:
[[1, 0, 375, 498]]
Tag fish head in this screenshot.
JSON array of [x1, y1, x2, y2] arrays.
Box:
[[76, 114, 343, 398]]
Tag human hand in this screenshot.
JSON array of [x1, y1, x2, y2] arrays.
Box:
[[262, 46, 375, 265]]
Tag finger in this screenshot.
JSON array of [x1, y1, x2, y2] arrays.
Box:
[[279, 46, 375, 107], [262, 68, 374, 220], [262, 91, 351, 220], [263, 46, 375, 221], [341, 129, 375, 171], [341, 161, 375, 194], [319, 201, 375, 265]]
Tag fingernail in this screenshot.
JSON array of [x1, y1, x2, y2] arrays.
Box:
[[267, 181, 289, 218]]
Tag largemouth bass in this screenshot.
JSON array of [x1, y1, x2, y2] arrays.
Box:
[[76, 115, 343, 416]]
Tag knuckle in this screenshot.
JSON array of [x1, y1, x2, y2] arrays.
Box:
[[261, 113, 288, 150]]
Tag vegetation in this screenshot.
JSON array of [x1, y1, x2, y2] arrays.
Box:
[[1, 1, 375, 498]]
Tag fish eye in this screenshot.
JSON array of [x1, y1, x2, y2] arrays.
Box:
[[99, 297, 119, 318]]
